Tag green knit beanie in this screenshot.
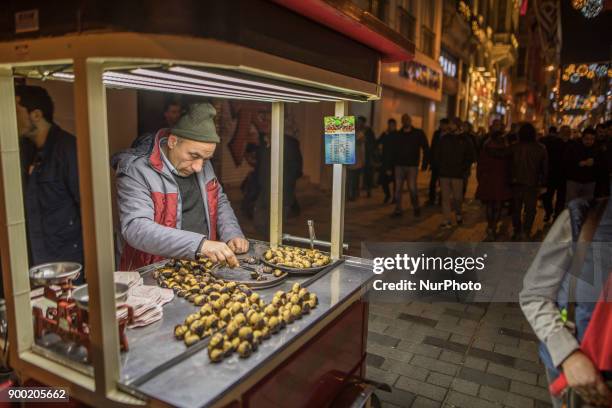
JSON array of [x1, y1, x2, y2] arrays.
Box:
[[171, 102, 220, 143]]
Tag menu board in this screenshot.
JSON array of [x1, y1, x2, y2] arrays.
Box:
[[324, 116, 355, 165]]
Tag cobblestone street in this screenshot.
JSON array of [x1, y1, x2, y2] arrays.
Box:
[[226, 171, 552, 408]]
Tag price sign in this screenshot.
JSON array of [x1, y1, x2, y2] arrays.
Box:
[[324, 116, 355, 165]]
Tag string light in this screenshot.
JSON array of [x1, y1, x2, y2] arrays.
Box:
[[581, 0, 603, 18]]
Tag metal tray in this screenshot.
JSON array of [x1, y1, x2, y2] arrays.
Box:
[[259, 256, 330, 276], [211, 264, 287, 289], [29, 262, 82, 286], [72, 282, 130, 311]]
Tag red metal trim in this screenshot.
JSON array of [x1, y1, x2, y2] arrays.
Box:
[[269, 0, 415, 62]]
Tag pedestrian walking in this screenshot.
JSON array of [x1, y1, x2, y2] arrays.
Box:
[[427, 118, 448, 206], [390, 114, 430, 217], [475, 130, 512, 241], [377, 118, 397, 204], [564, 128, 602, 203], [509, 123, 548, 240], [434, 118, 476, 228], [347, 128, 366, 201], [540, 125, 568, 222], [462, 120, 478, 199], [357, 116, 377, 198]]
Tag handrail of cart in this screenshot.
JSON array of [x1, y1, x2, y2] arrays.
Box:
[[282, 233, 349, 250]]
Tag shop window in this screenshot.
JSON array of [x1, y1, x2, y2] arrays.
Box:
[[421, 0, 435, 30], [398, 6, 416, 42], [439, 50, 457, 78], [368, 0, 388, 22], [496, 0, 507, 32], [421, 26, 435, 58]]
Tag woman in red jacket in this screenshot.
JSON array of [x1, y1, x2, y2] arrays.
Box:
[[476, 131, 512, 241]]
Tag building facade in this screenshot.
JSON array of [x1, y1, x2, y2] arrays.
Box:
[[351, 0, 443, 139]]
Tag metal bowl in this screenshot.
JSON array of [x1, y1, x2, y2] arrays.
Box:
[[72, 282, 130, 311], [29, 262, 82, 286]]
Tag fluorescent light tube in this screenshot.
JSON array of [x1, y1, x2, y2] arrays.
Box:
[[133, 68, 330, 101], [103, 79, 290, 103], [169, 66, 363, 102], [104, 72, 312, 102]]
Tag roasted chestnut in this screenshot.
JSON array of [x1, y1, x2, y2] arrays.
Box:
[[237, 341, 252, 358], [174, 324, 188, 339], [208, 348, 224, 363], [209, 332, 224, 349], [185, 313, 200, 326], [184, 332, 200, 347], [290, 304, 302, 319], [238, 326, 253, 342], [190, 320, 205, 336]]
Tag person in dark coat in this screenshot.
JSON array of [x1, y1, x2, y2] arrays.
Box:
[[240, 143, 259, 219], [540, 126, 568, 222], [434, 119, 476, 228], [427, 118, 449, 206], [377, 118, 397, 204], [509, 123, 548, 240], [357, 116, 377, 198], [594, 122, 611, 198], [564, 128, 602, 203], [390, 114, 430, 217], [475, 131, 512, 241], [253, 132, 303, 236], [15, 85, 84, 280], [462, 121, 478, 199]]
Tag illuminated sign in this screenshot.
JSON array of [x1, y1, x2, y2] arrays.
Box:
[[400, 61, 441, 91]]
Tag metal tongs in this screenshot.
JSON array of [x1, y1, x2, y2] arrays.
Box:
[[307, 219, 316, 250]]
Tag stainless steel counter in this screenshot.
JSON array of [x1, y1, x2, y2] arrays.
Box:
[[119, 241, 374, 408]]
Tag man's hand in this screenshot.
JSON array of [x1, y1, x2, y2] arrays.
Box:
[[199, 240, 239, 267], [562, 351, 611, 405], [227, 237, 249, 254]]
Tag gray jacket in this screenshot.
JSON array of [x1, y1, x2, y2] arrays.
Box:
[[520, 197, 611, 368], [113, 130, 244, 270]]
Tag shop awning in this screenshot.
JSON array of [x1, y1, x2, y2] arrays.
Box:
[[270, 0, 415, 62]]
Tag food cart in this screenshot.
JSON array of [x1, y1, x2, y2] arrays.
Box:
[[0, 1, 414, 406]]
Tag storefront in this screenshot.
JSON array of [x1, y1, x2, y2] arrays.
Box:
[[0, 1, 414, 406], [375, 52, 443, 139]]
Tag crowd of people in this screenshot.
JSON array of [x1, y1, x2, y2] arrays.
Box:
[[348, 114, 612, 241]]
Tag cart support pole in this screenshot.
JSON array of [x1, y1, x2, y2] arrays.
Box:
[[0, 67, 35, 358], [73, 58, 121, 396], [330, 101, 348, 260], [269, 102, 284, 249]]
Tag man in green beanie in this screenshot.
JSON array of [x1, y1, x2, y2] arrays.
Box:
[[113, 102, 248, 270]]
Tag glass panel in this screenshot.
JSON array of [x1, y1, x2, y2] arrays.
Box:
[[398, 6, 416, 42], [15, 69, 91, 372], [421, 26, 435, 58]]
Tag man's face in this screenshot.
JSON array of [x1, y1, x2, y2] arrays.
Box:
[[401, 115, 411, 128], [15, 96, 37, 138], [388, 121, 397, 132], [164, 104, 182, 127], [582, 134, 595, 147], [167, 135, 216, 176]]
